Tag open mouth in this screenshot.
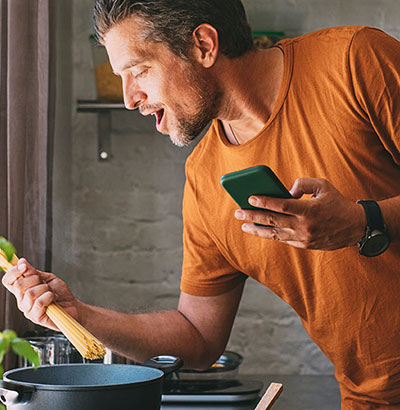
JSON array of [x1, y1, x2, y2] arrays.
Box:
[[154, 109, 164, 127]]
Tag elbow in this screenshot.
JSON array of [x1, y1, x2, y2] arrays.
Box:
[[184, 345, 224, 371]]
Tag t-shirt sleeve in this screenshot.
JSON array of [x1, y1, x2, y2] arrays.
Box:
[[180, 158, 246, 297], [349, 27, 400, 166]]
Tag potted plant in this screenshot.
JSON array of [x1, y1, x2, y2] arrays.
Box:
[[0, 329, 39, 410]]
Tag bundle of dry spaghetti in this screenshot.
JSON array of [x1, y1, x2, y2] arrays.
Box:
[[0, 240, 105, 360]]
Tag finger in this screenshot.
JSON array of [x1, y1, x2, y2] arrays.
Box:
[[25, 291, 55, 325], [16, 258, 39, 278], [235, 209, 296, 229], [241, 223, 294, 242], [247, 195, 309, 216], [3, 258, 38, 283], [289, 178, 334, 199], [241, 222, 310, 249], [12, 275, 43, 301], [4, 259, 44, 289], [2, 263, 29, 287], [39, 271, 58, 283], [19, 283, 53, 313]]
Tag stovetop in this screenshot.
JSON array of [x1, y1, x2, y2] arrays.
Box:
[[162, 379, 263, 403], [161, 374, 341, 410], [161, 401, 258, 410]]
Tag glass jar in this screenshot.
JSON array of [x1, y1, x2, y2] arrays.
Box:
[[19, 335, 130, 367], [18, 336, 82, 367], [90, 34, 124, 102]]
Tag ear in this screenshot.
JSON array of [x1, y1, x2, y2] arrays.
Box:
[[191, 24, 219, 68]]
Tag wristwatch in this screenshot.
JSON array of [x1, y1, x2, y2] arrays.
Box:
[[357, 200, 390, 257]]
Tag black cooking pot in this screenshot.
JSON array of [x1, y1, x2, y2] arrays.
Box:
[[0, 355, 182, 410]]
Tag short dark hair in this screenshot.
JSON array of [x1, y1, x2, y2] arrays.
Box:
[[93, 0, 255, 59]]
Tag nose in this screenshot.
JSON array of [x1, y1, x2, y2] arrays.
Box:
[[122, 76, 147, 110]]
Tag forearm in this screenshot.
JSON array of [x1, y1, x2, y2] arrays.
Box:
[[78, 302, 210, 369], [3, 259, 244, 369], [379, 195, 400, 242]]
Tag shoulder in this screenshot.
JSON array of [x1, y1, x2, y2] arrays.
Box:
[[348, 27, 400, 80], [349, 26, 400, 58], [278, 26, 379, 52], [350, 26, 399, 44], [278, 26, 400, 77], [289, 25, 369, 43]]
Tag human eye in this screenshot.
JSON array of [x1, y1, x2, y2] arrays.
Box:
[[134, 68, 149, 79]]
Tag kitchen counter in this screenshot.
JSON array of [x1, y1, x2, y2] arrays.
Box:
[[161, 374, 340, 410]]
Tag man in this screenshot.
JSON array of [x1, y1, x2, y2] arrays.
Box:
[[3, 1, 400, 408]]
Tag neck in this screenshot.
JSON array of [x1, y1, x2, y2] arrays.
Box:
[[215, 47, 284, 144]]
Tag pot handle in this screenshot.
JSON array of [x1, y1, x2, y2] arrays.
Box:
[[144, 355, 183, 375], [0, 380, 35, 406]]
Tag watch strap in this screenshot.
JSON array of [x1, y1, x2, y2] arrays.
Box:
[[357, 200, 385, 231]]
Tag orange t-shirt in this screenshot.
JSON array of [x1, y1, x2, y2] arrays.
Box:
[[181, 26, 400, 408]]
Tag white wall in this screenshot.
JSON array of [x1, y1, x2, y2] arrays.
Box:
[[52, 0, 400, 375]]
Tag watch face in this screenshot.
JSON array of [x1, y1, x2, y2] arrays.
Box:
[[362, 233, 390, 257]]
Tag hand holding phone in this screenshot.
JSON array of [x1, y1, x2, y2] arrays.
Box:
[[220, 166, 364, 251]]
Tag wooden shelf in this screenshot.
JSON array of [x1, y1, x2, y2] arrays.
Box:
[[77, 100, 126, 112]]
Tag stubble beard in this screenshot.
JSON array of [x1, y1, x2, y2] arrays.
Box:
[[169, 63, 223, 148]]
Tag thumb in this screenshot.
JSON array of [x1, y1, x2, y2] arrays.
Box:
[[289, 178, 333, 199], [17, 257, 29, 267]]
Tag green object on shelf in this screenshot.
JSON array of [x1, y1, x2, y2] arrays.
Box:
[[253, 31, 285, 37]]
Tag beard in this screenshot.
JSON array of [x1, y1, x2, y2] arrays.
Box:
[[168, 61, 223, 148]]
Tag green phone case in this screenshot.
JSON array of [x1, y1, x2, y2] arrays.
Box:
[[220, 165, 292, 210]]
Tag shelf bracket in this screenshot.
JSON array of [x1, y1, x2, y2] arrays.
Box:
[[98, 110, 112, 161], [77, 100, 126, 161]]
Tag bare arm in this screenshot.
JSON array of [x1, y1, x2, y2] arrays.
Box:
[[2, 260, 244, 369], [78, 284, 244, 369]]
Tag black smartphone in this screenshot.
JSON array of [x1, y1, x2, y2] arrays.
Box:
[[220, 165, 292, 210]]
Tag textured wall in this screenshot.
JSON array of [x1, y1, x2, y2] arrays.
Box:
[[52, 0, 400, 375]]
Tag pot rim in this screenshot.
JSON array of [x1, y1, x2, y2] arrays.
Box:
[[23, 336, 71, 343], [3, 364, 164, 391]]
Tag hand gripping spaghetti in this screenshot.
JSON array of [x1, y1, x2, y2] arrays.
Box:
[[0, 237, 106, 360]]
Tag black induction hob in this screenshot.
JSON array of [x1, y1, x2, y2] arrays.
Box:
[[162, 379, 263, 403]]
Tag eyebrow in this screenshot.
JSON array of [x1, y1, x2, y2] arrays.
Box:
[[113, 59, 142, 75]]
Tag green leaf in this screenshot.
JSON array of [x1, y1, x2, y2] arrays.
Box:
[[0, 237, 16, 262], [11, 338, 40, 368], [0, 363, 3, 379], [0, 403, 5, 410], [0, 334, 10, 358], [2, 329, 18, 341]]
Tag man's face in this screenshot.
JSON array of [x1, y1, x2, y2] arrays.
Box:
[[104, 17, 222, 147]]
